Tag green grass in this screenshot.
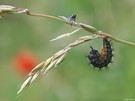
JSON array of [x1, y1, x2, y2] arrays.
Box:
[[1, 0, 135, 101]]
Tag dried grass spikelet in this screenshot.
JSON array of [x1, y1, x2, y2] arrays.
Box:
[[50, 28, 81, 41], [0, 5, 28, 18], [17, 34, 101, 94]]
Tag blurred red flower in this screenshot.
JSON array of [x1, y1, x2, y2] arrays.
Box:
[[13, 50, 39, 75]]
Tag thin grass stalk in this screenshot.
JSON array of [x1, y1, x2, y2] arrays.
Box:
[[25, 10, 135, 47]]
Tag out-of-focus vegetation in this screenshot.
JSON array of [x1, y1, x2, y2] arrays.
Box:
[[1, 0, 135, 101]]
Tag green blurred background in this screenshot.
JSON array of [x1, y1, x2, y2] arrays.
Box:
[[1, 0, 135, 101]]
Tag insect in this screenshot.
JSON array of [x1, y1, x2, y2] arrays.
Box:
[[87, 37, 113, 70], [66, 14, 76, 22], [59, 14, 76, 23]]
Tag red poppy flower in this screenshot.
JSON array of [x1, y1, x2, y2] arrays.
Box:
[[13, 50, 39, 75]]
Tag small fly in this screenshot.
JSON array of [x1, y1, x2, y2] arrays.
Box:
[[66, 14, 76, 22]]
